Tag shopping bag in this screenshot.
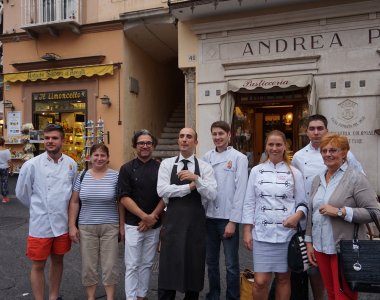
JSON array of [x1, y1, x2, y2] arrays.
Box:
[[240, 268, 254, 300]]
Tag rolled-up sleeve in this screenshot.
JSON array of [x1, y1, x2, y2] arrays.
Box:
[[157, 158, 192, 198], [195, 161, 217, 203]]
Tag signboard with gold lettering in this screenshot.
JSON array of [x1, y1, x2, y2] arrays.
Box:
[[32, 90, 87, 101], [3, 64, 114, 83]]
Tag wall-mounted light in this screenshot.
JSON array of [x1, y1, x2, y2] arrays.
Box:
[[129, 77, 139, 95], [41, 53, 61, 61], [284, 112, 293, 126], [100, 95, 111, 107]]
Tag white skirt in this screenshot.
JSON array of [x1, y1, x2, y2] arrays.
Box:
[[253, 240, 289, 273]]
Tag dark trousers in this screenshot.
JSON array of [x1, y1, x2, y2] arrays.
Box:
[[0, 168, 9, 197], [158, 289, 199, 300]]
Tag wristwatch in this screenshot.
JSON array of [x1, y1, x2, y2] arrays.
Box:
[[337, 208, 343, 217]]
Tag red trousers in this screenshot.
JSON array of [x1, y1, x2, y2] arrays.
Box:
[[315, 250, 358, 300]]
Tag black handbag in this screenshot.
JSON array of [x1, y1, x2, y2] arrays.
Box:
[[338, 208, 380, 294], [288, 203, 310, 273], [288, 224, 310, 273]]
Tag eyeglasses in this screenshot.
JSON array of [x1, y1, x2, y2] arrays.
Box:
[[321, 148, 340, 154], [136, 141, 153, 147]]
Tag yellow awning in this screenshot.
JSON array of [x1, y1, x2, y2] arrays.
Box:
[[3, 64, 114, 83]]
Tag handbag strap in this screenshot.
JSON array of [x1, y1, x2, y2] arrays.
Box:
[[78, 169, 88, 200], [353, 208, 380, 239], [368, 209, 380, 232], [296, 203, 308, 212]]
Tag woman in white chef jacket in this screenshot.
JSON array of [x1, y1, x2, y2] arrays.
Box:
[[242, 130, 307, 300]]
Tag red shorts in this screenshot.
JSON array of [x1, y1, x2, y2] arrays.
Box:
[[26, 233, 71, 261]]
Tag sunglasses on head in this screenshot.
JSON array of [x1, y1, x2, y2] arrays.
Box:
[[46, 124, 63, 129]]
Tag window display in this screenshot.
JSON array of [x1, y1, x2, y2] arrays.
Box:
[[32, 90, 87, 168], [232, 89, 310, 166]]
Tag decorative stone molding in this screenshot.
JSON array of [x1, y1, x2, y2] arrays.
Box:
[[182, 67, 196, 129]]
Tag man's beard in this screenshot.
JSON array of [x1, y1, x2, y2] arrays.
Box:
[[46, 147, 61, 155]]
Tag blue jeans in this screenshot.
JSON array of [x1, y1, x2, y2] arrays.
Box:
[[206, 218, 240, 300]]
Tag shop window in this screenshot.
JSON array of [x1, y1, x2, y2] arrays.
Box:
[[32, 90, 87, 168], [42, 0, 77, 22], [232, 88, 309, 166]]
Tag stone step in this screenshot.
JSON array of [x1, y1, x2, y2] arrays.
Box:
[[161, 132, 179, 139], [166, 122, 184, 128], [163, 127, 183, 133], [155, 144, 178, 151], [171, 112, 184, 118], [158, 138, 178, 144], [169, 117, 185, 122], [152, 150, 178, 158]]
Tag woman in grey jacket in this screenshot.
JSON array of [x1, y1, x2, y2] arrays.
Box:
[[305, 133, 380, 300]]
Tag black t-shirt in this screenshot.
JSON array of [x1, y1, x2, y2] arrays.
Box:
[[118, 158, 161, 228]]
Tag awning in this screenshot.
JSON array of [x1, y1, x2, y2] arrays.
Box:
[[3, 64, 115, 83], [220, 74, 317, 124]]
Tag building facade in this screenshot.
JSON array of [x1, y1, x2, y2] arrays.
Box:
[[1, 0, 183, 171], [170, 0, 380, 195], [1, 0, 380, 196]]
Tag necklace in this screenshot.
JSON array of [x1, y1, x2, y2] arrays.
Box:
[[325, 172, 333, 184]]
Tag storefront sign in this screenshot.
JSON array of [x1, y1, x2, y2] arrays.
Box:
[[216, 27, 380, 61], [3, 64, 114, 83], [32, 90, 87, 101], [7, 111, 22, 136], [228, 75, 312, 91], [242, 79, 290, 89]]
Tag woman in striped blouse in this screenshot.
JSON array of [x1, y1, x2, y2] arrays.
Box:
[[68, 144, 121, 300]]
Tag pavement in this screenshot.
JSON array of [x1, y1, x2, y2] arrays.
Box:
[[1, 197, 378, 300]]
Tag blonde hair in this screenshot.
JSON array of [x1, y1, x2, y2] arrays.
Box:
[[264, 130, 291, 165], [264, 130, 295, 193]]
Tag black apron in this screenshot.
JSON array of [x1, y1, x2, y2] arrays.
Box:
[[158, 157, 206, 292]]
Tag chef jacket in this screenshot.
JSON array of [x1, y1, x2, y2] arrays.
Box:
[[242, 160, 307, 243], [16, 152, 77, 238], [292, 142, 364, 200], [202, 146, 248, 222]]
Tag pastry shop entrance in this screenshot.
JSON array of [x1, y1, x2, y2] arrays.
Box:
[[231, 87, 311, 167]]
